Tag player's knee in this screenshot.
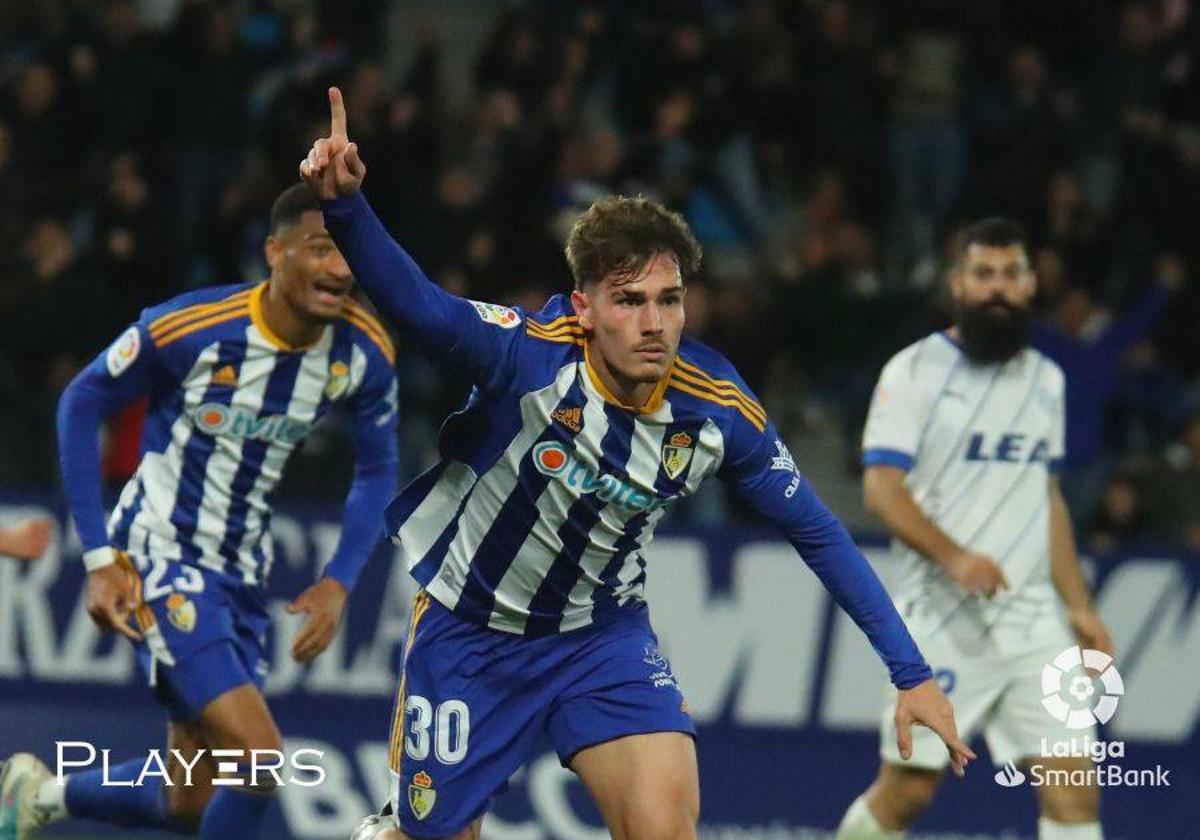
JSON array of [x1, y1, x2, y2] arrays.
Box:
[[616, 794, 699, 840], [164, 783, 212, 834], [870, 765, 939, 828], [1037, 775, 1100, 823]]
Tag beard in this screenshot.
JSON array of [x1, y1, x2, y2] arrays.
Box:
[[957, 299, 1031, 364]]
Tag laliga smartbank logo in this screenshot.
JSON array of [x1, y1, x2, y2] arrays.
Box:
[[55, 743, 325, 788], [992, 646, 1171, 789]]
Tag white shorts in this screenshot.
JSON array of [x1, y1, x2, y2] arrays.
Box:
[[879, 611, 1095, 770]]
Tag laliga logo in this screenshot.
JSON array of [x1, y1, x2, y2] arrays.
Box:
[[1041, 646, 1124, 729]]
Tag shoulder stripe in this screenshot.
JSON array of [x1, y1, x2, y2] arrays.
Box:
[[526, 328, 585, 345], [345, 301, 390, 340], [526, 319, 584, 343], [155, 306, 251, 347], [527, 325, 584, 341], [149, 289, 253, 338], [669, 376, 766, 432], [344, 307, 396, 363], [672, 359, 766, 425], [527, 314, 579, 332]]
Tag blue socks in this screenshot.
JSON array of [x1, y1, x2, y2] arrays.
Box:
[[64, 758, 169, 827], [200, 787, 273, 839]]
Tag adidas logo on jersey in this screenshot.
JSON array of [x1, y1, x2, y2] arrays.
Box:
[[211, 365, 239, 388], [551, 406, 583, 433]]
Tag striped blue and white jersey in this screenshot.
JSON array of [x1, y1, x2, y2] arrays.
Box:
[[862, 333, 1066, 632], [59, 281, 399, 588], [320, 190, 932, 688]]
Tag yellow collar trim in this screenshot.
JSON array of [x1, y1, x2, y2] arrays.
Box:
[[250, 282, 323, 352], [583, 341, 673, 415]]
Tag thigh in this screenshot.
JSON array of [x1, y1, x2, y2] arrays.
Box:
[[985, 631, 1093, 768], [197, 683, 282, 754], [571, 732, 699, 840], [388, 594, 545, 839]]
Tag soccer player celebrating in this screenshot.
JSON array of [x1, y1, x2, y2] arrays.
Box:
[[300, 87, 972, 840], [0, 185, 399, 839], [836, 219, 1112, 840]]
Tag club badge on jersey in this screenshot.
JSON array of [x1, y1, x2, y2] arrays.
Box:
[[662, 431, 695, 480]]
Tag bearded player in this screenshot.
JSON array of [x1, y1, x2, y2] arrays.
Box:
[[301, 87, 973, 840], [0, 185, 398, 839], [836, 219, 1112, 840]]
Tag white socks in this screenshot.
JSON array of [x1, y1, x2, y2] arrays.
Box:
[[33, 777, 68, 823], [835, 794, 906, 840], [1038, 817, 1103, 839]]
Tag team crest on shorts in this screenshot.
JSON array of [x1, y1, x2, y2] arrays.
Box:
[[661, 431, 695, 480], [324, 361, 351, 401], [165, 593, 196, 633], [408, 770, 436, 820]]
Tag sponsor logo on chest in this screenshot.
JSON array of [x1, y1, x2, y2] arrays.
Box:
[[531, 441, 659, 512]]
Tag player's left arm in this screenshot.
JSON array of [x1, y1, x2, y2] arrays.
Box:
[[1049, 476, 1113, 655], [719, 409, 974, 774], [288, 355, 400, 663]]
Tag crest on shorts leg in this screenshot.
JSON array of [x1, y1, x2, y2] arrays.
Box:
[[166, 593, 196, 633], [408, 770, 436, 820]]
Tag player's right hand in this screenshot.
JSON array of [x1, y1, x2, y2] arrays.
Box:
[[299, 86, 367, 199], [895, 678, 976, 777], [86, 564, 143, 643], [944, 549, 1008, 598]]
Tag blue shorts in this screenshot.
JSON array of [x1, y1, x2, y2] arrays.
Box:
[[386, 592, 694, 838], [119, 554, 270, 722]]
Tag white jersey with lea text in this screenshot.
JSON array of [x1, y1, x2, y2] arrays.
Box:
[[862, 332, 1066, 637]]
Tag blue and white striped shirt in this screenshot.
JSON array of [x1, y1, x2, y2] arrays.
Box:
[[321, 190, 932, 689], [59, 281, 399, 589]]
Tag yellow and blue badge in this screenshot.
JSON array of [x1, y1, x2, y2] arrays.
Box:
[[662, 431, 695, 480], [408, 770, 436, 821], [165, 593, 197, 633], [324, 361, 351, 401]]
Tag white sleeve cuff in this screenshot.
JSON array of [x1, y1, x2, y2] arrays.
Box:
[[82, 546, 117, 572]]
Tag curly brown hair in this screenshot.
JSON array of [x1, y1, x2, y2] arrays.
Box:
[[565, 196, 702, 289]]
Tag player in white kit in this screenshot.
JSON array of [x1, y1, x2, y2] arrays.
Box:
[[836, 219, 1113, 840]]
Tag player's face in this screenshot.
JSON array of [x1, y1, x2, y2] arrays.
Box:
[[951, 243, 1036, 363], [952, 243, 1035, 310], [265, 210, 354, 322], [573, 252, 686, 388]]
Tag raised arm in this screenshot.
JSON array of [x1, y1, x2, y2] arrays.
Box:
[[300, 88, 525, 394]]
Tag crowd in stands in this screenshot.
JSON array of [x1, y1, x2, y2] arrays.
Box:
[[3, 0, 1200, 550]]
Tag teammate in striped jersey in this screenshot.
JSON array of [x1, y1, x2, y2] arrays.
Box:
[[302, 88, 971, 840], [0, 185, 398, 840]]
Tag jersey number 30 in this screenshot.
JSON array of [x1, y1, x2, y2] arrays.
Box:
[[404, 697, 470, 764]]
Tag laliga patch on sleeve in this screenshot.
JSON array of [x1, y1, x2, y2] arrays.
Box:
[[469, 300, 521, 329], [106, 326, 141, 377]]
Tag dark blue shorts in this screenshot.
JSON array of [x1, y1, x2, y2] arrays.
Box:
[[386, 592, 695, 838], [120, 554, 270, 722]]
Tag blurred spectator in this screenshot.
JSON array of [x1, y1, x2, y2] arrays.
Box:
[[1084, 470, 1150, 554], [1033, 257, 1183, 517], [1144, 413, 1200, 550]]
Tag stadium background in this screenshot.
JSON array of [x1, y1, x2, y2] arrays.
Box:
[[0, 0, 1197, 837]]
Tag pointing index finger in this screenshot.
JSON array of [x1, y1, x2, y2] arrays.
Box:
[[329, 86, 348, 143]]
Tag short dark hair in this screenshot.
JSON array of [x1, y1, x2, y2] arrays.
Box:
[[565, 196, 702, 289], [270, 183, 322, 235], [954, 217, 1029, 265]]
